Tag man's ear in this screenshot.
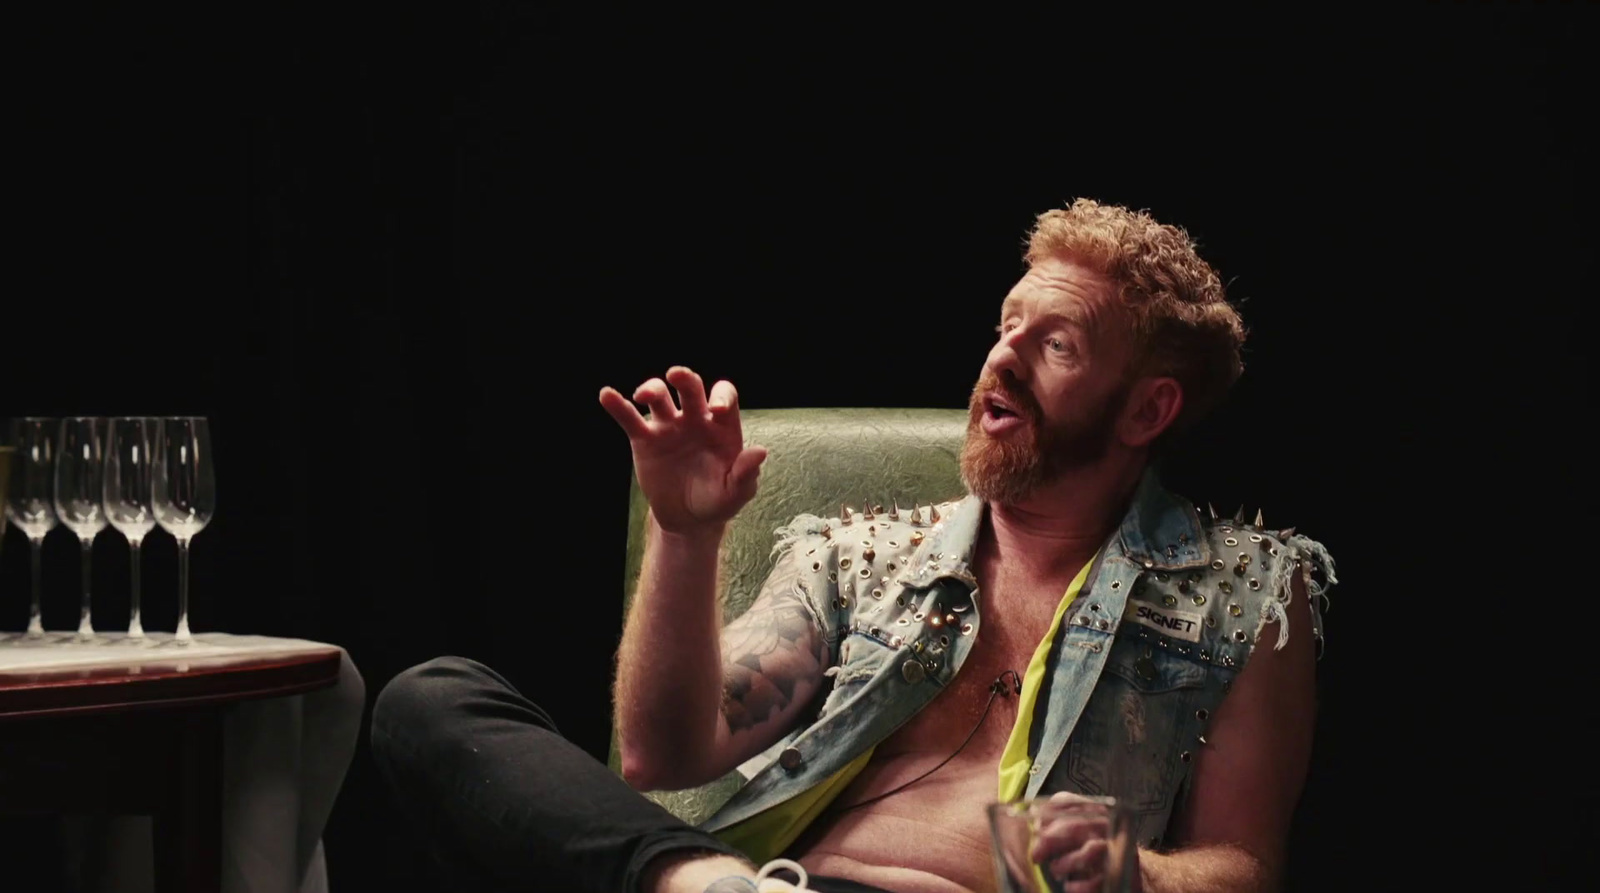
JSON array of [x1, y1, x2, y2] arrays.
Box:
[[1118, 376, 1184, 448]]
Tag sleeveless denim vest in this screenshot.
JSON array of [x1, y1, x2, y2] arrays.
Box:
[[700, 469, 1336, 851]]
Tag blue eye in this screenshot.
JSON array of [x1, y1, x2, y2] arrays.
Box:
[[1048, 337, 1065, 352]]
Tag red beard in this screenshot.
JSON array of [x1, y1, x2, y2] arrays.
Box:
[[959, 372, 1126, 505]]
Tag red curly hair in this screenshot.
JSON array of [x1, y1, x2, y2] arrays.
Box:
[[1025, 199, 1246, 434]]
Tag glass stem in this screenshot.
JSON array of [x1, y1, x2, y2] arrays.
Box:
[[79, 537, 95, 638], [176, 538, 192, 643], [27, 537, 43, 636], [129, 540, 144, 638]]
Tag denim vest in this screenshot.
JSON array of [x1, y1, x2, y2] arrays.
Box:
[[700, 469, 1336, 850]]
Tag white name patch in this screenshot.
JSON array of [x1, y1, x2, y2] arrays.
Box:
[[1125, 600, 1205, 644]]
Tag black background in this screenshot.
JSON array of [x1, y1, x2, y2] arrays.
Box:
[[3, 5, 1593, 891]]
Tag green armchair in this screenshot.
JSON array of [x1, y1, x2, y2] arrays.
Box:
[[608, 407, 970, 826]]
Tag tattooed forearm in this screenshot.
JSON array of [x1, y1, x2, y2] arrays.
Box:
[[720, 555, 827, 735]]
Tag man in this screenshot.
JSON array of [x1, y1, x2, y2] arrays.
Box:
[[371, 199, 1336, 893]]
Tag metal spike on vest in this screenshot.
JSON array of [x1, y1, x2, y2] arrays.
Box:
[[841, 504, 853, 526], [863, 501, 874, 521], [1253, 508, 1265, 529], [889, 500, 902, 521], [1207, 503, 1218, 521], [930, 504, 942, 524], [1233, 505, 1245, 524]]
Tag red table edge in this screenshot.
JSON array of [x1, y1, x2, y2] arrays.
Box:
[[0, 647, 344, 721]]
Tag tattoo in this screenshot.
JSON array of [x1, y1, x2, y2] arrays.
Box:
[[720, 552, 825, 734]]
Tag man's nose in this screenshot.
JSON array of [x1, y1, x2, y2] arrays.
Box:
[[987, 333, 1028, 382]]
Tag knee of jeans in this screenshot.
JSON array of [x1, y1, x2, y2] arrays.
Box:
[[371, 656, 487, 748]]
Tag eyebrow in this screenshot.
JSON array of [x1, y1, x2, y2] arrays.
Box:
[[998, 299, 1091, 331]]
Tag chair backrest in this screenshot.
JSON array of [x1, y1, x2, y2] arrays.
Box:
[[608, 407, 969, 825]]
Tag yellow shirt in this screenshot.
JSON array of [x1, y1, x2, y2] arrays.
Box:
[[712, 746, 875, 863], [996, 551, 1099, 802]]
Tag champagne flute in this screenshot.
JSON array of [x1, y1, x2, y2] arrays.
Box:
[[55, 417, 108, 642], [104, 417, 157, 641], [152, 417, 215, 645], [0, 441, 12, 640], [5, 418, 59, 639]]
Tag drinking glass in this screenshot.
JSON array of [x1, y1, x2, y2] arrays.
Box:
[[5, 418, 59, 638], [152, 417, 215, 644], [987, 794, 1136, 893], [55, 417, 108, 641], [0, 442, 12, 639], [104, 417, 157, 641]]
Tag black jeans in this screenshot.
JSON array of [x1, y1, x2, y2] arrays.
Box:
[[371, 656, 892, 893]]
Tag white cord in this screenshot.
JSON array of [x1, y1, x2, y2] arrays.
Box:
[[755, 857, 810, 891]]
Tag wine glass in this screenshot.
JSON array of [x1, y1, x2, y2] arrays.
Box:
[[5, 418, 59, 639], [104, 417, 157, 642], [152, 417, 215, 645], [0, 440, 12, 640], [55, 417, 108, 642], [987, 795, 1136, 892]]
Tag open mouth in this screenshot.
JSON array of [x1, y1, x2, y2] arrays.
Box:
[[985, 394, 1021, 420], [980, 392, 1027, 434]]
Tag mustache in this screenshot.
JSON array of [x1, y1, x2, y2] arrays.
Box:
[[972, 373, 1041, 423]]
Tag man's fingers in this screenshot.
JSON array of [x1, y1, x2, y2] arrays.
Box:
[[1048, 838, 1109, 882], [598, 386, 651, 440], [633, 378, 679, 423], [706, 380, 740, 413], [1031, 815, 1109, 862], [665, 366, 710, 420], [707, 380, 746, 441], [730, 445, 767, 489]]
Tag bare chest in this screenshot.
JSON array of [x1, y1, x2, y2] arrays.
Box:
[[881, 565, 1076, 758], [789, 568, 1085, 890]]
